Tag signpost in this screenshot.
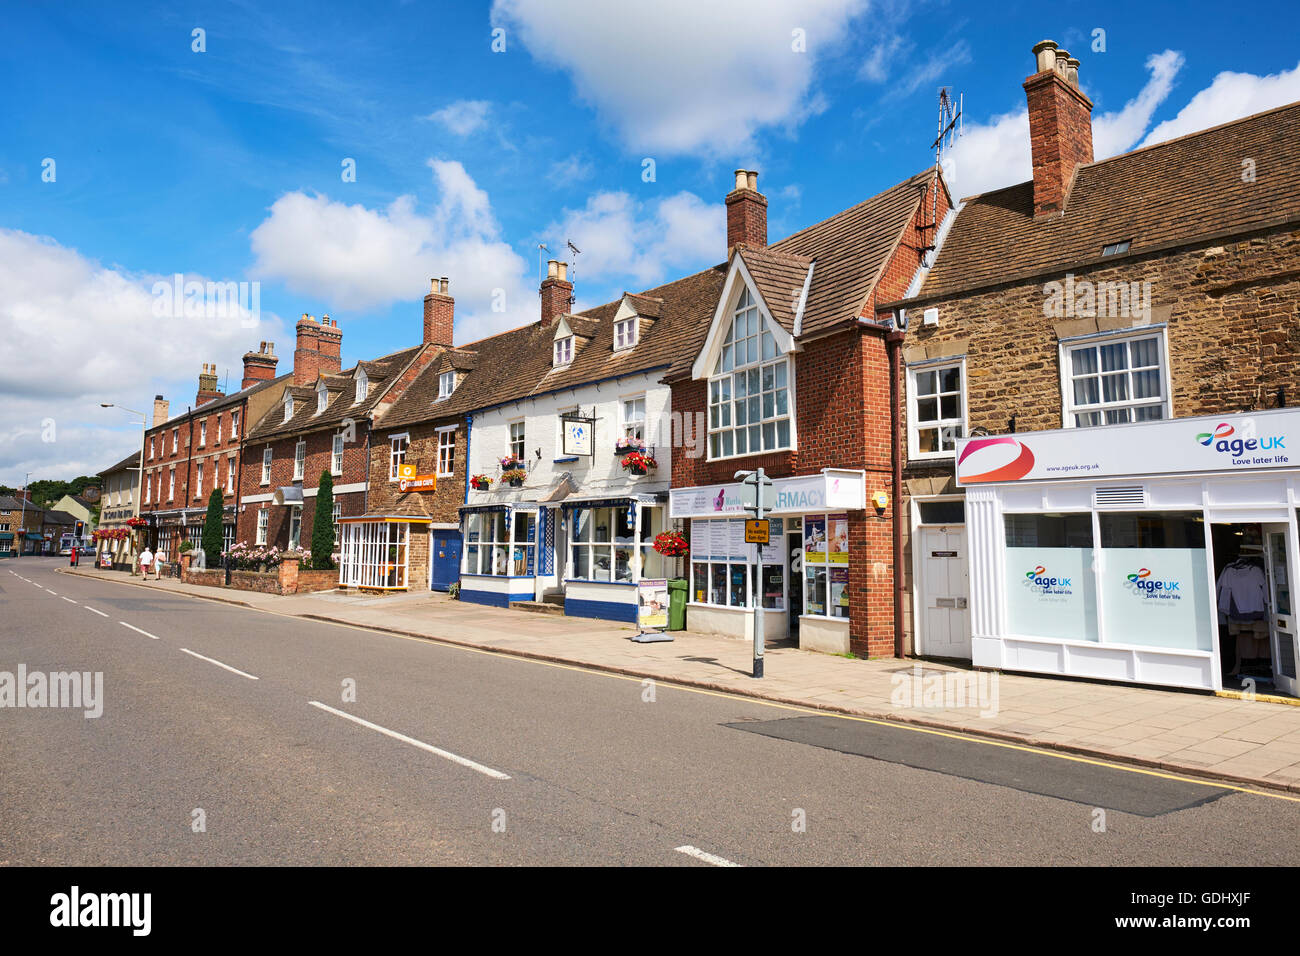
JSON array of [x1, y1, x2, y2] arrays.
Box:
[[736, 468, 773, 678]]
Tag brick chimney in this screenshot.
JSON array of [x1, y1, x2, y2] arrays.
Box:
[[423, 277, 455, 347], [316, 315, 342, 376], [540, 260, 573, 325], [725, 169, 767, 253], [241, 341, 279, 390], [152, 395, 169, 427], [294, 314, 322, 386], [196, 363, 224, 406], [1025, 40, 1094, 217]]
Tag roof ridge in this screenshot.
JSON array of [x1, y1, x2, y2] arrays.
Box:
[[771, 169, 933, 249]]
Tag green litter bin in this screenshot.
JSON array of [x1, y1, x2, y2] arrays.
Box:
[[667, 578, 687, 631]]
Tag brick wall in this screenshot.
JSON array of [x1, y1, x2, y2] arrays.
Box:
[[365, 417, 466, 524]]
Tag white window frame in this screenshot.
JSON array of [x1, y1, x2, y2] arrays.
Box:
[[508, 421, 526, 462], [149, 436, 155, 459], [1059, 328, 1171, 429], [317, 385, 328, 414], [256, 508, 268, 545], [216, 415, 222, 446], [339, 520, 412, 589], [438, 371, 455, 399], [907, 357, 968, 461], [331, 434, 344, 475], [226, 456, 236, 494], [332, 503, 342, 547], [437, 426, 457, 477], [172, 428, 178, 453], [706, 287, 793, 461], [613, 317, 637, 350], [621, 395, 646, 442], [293, 440, 306, 481], [144, 474, 151, 504], [389, 434, 409, 480], [230, 410, 239, 438], [554, 336, 573, 367], [283, 393, 294, 422], [288, 505, 302, 549], [199, 421, 206, 447], [261, 446, 272, 485], [168, 468, 175, 501], [194, 461, 203, 498], [354, 370, 368, 404]]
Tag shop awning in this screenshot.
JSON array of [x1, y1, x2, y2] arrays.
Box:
[[459, 502, 539, 515], [562, 493, 665, 510], [23, 532, 43, 540], [272, 486, 304, 506], [0, 532, 13, 541]]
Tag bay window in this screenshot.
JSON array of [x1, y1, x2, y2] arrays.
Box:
[[464, 510, 534, 576], [569, 506, 634, 582], [708, 288, 791, 459]]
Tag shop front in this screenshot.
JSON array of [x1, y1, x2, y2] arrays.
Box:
[[669, 469, 866, 652], [337, 515, 431, 590], [957, 408, 1300, 695]]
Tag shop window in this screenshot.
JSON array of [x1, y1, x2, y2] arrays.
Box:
[[908, 361, 964, 457], [707, 288, 791, 459], [690, 517, 785, 610], [511, 513, 536, 577], [918, 500, 965, 524], [803, 514, 848, 618], [1064, 333, 1167, 427], [1099, 511, 1205, 549], [569, 506, 634, 582], [464, 511, 532, 577], [339, 520, 411, 589], [1004, 513, 1099, 642], [639, 506, 665, 580]]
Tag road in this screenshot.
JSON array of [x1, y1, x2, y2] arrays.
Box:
[[3, 556, 1300, 866]]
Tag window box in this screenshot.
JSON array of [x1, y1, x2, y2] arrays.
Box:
[[502, 469, 527, 487], [614, 438, 645, 456], [470, 475, 492, 491]]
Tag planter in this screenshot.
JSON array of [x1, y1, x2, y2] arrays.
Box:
[[508, 477, 524, 487], [630, 464, 647, 476], [471, 481, 489, 491]]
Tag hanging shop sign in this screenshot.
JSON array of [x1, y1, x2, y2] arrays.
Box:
[[560, 412, 596, 458], [956, 408, 1300, 486]]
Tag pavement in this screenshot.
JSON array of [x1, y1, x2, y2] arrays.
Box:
[[7, 557, 1300, 865], [51, 563, 1300, 796]]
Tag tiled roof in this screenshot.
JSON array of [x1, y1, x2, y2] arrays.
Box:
[[770, 169, 935, 336], [97, 452, 139, 477], [150, 372, 291, 431], [245, 345, 425, 441], [919, 101, 1300, 299], [381, 266, 727, 428], [736, 247, 814, 333]]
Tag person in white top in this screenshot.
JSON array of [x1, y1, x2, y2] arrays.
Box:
[[138, 546, 154, 580]]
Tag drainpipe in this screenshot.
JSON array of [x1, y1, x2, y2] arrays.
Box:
[[886, 328, 906, 658]]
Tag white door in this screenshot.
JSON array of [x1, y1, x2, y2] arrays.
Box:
[[1264, 524, 1298, 698], [919, 525, 971, 658]]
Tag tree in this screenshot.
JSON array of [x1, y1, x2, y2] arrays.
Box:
[[201, 488, 224, 564], [312, 470, 336, 570]]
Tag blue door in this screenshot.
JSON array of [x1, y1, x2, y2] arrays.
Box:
[[431, 530, 462, 591]]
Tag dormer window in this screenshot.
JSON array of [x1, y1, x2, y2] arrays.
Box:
[[613, 317, 637, 350], [283, 392, 294, 422], [438, 371, 455, 399], [316, 384, 329, 414], [554, 336, 574, 367], [355, 369, 368, 404]]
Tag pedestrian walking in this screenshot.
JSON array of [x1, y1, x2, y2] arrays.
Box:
[[138, 545, 153, 580]]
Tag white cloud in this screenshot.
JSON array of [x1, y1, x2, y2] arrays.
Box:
[[944, 49, 1185, 200], [1138, 59, 1300, 148], [548, 190, 724, 291], [427, 99, 493, 136], [491, 0, 868, 156], [248, 160, 534, 338], [548, 153, 595, 184], [862, 34, 971, 98], [0, 229, 287, 486]]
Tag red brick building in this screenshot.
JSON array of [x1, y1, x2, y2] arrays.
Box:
[[140, 343, 289, 562], [236, 306, 444, 560], [666, 167, 950, 659]]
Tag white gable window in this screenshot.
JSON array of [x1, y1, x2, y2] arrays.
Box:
[[316, 384, 329, 414], [708, 287, 791, 459], [438, 370, 455, 399], [355, 369, 368, 404], [908, 360, 965, 459], [283, 392, 294, 422], [554, 336, 574, 367], [1062, 331, 1168, 427], [613, 317, 637, 350]]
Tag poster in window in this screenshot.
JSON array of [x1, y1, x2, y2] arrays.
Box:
[[827, 514, 849, 564], [830, 567, 849, 617], [727, 519, 749, 560], [804, 516, 827, 560]]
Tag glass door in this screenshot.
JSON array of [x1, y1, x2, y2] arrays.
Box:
[[1264, 524, 1297, 697]]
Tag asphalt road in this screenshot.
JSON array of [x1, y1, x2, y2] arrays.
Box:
[[4, 557, 1300, 866]]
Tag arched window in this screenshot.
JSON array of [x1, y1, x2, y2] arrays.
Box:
[[708, 288, 791, 458]]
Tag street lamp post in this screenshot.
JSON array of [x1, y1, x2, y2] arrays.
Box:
[[101, 403, 147, 571], [18, 472, 30, 557]]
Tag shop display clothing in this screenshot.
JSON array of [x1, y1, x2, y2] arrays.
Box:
[[1217, 560, 1268, 620]]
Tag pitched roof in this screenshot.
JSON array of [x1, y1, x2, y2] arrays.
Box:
[[736, 247, 814, 333], [97, 453, 138, 478], [149, 372, 291, 432], [919, 101, 1300, 300], [246, 345, 424, 441], [769, 169, 934, 336], [381, 266, 727, 428]]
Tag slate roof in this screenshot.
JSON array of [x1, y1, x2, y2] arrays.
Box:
[[381, 266, 728, 428], [245, 345, 425, 441], [149, 372, 291, 432], [918, 101, 1300, 300]]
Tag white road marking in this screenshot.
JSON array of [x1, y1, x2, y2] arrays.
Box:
[[61, 597, 77, 604], [308, 701, 511, 780], [674, 845, 741, 867], [84, 606, 109, 618], [44, 589, 57, 595], [120, 622, 160, 640], [178, 647, 258, 680]]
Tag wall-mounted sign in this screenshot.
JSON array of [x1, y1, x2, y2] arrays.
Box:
[[561, 413, 595, 457], [397, 463, 417, 479], [670, 469, 866, 518], [398, 474, 437, 493]]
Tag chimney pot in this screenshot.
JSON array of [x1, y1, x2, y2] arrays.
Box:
[[440, 276, 449, 293], [746, 170, 758, 190], [1065, 57, 1081, 88], [547, 259, 560, 279], [557, 261, 568, 282], [1032, 39, 1058, 74], [431, 277, 439, 294], [734, 169, 747, 190]]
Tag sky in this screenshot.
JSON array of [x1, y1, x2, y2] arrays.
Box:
[[3, 0, 1298, 486]]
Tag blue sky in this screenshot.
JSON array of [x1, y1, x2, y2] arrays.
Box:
[[3, 0, 1299, 485]]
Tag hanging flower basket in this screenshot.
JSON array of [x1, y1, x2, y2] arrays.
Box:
[[620, 451, 657, 476], [126, 516, 149, 529], [471, 474, 492, 491], [501, 468, 527, 487], [653, 530, 689, 557]]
